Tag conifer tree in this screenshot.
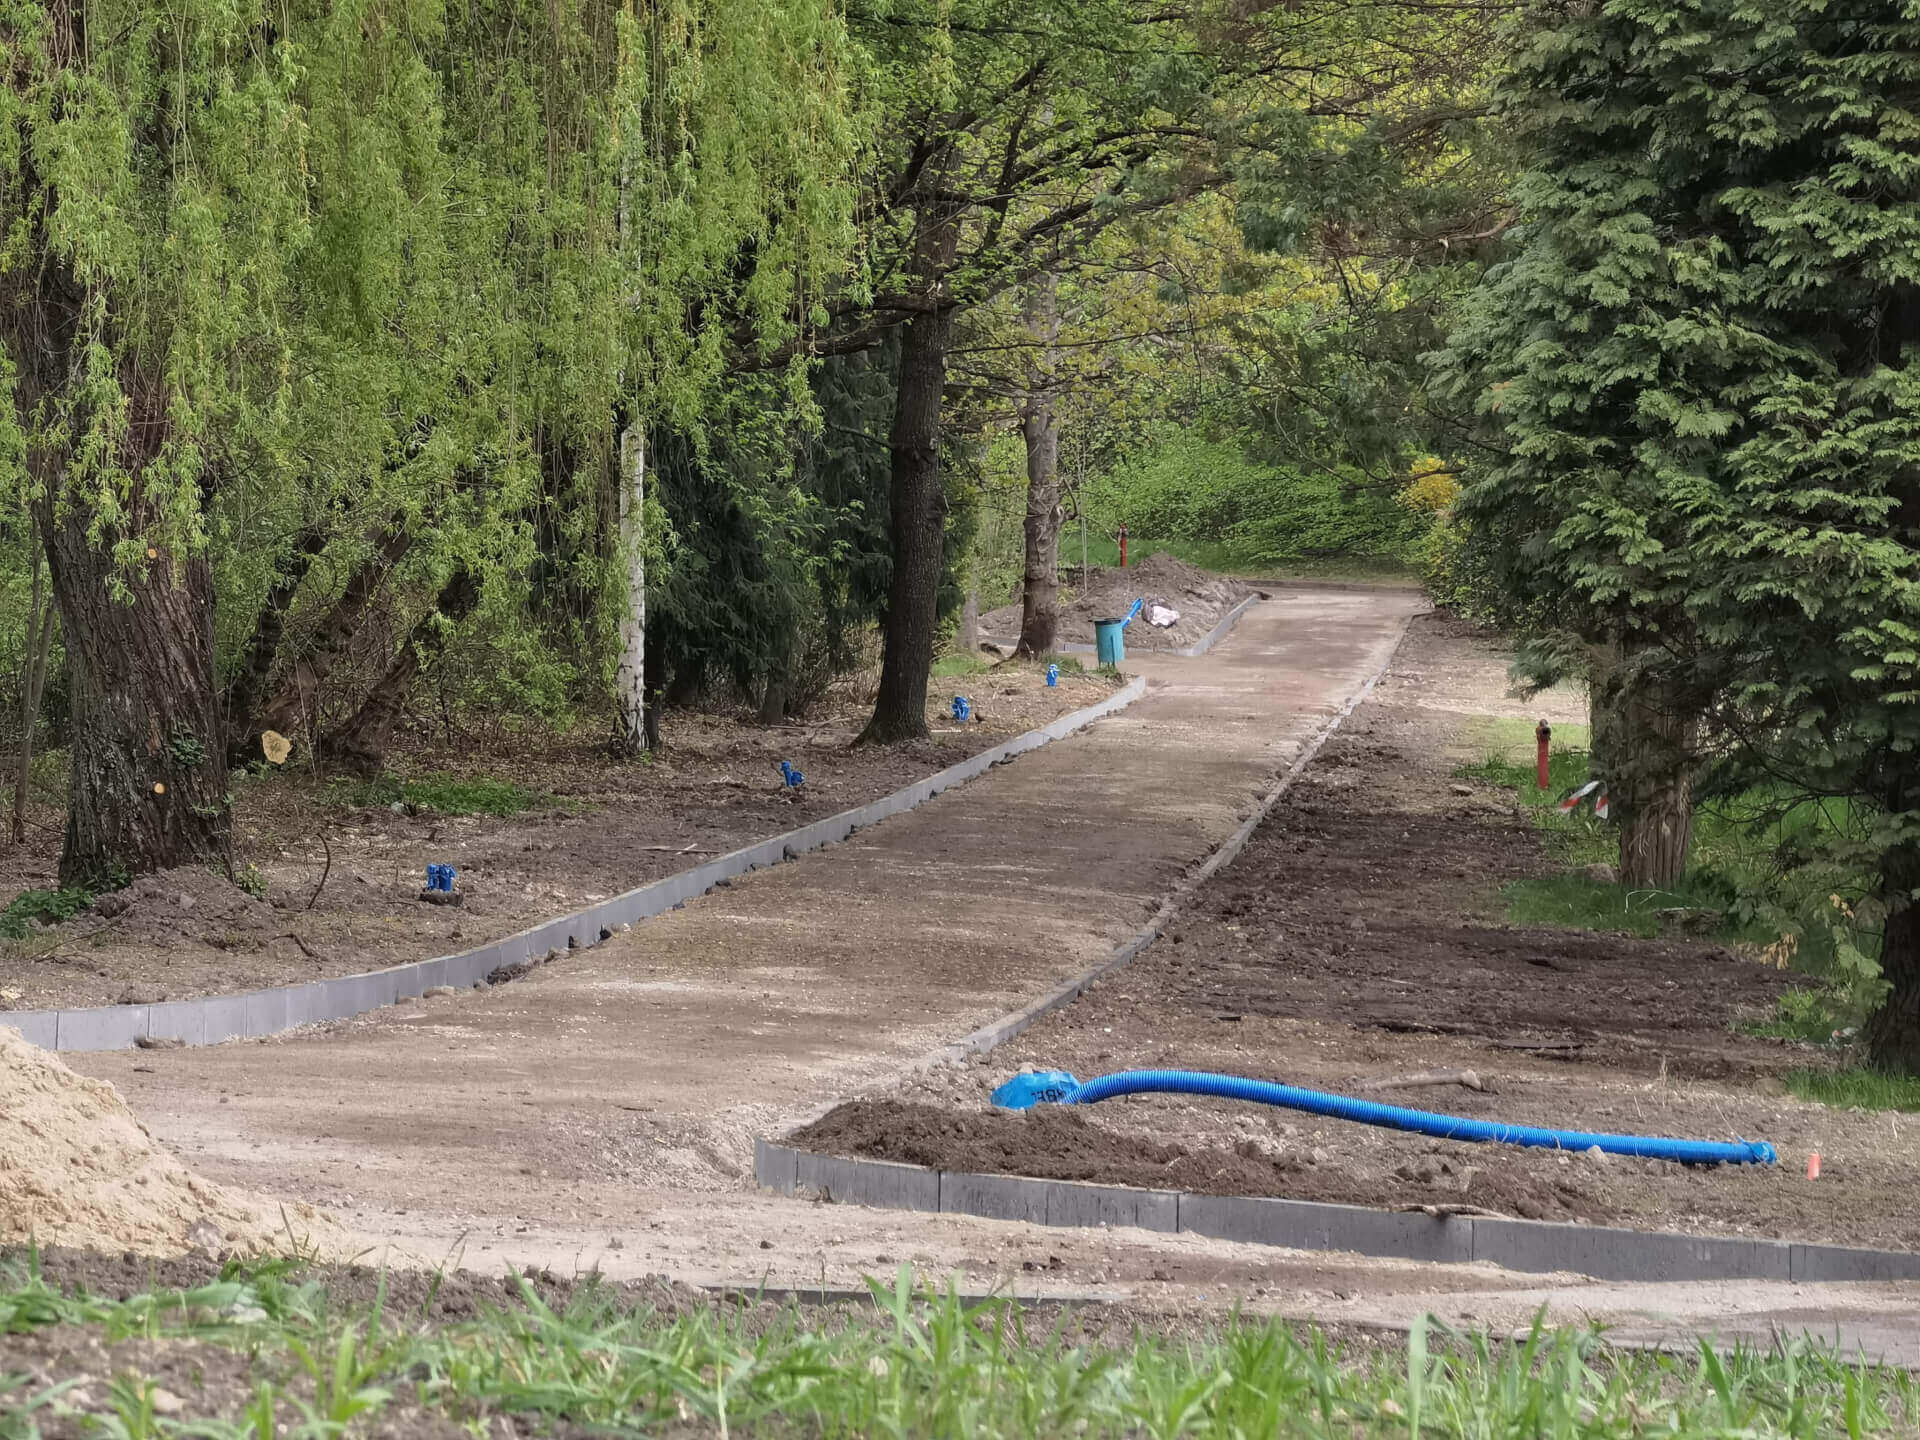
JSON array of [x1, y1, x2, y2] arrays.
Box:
[[1438, 0, 1920, 1066]]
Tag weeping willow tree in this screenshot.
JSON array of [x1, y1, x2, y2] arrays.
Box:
[[0, 0, 313, 883], [1, 0, 858, 884]]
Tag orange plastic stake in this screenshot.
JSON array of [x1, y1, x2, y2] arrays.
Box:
[[1536, 720, 1552, 790], [1807, 1152, 1822, 1180]]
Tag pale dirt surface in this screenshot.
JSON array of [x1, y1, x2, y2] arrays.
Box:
[[54, 591, 1920, 1367], [0, 660, 1113, 1011], [0, 1027, 345, 1258]]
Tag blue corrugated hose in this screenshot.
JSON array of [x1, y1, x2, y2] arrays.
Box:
[[991, 1068, 1775, 1166]]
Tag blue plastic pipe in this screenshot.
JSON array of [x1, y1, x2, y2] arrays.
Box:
[[991, 1068, 1775, 1166]]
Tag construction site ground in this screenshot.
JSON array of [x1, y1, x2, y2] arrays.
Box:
[[47, 589, 1920, 1365]]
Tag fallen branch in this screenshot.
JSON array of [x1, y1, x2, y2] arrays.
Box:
[[306, 835, 332, 912], [1356, 1068, 1486, 1094]]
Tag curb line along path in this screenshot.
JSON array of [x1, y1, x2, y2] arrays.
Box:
[[8, 678, 1150, 1052], [73, 590, 1423, 1273]]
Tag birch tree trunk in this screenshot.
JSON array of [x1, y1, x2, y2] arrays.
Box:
[[615, 423, 648, 754]]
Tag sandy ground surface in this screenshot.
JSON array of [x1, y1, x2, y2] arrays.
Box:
[[1, 660, 1112, 1010], [56, 592, 1920, 1365]]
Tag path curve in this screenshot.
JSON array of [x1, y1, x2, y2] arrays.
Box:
[[75, 589, 1415, 1250]]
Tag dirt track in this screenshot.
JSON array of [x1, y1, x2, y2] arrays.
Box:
[[1, 661, 1113, 1010], [60, 591, 1920, 1364]]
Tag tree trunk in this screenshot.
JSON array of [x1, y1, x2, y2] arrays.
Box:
[[3, 103, 227, 886], [321, 568, 480, 777], [958, 587, 980, 653], [1867, 843, 1920, 1074], [757, 673, 789, 726], [1015, 270, 1062, 658], [224, 525, 327, 765], [642, 621, 664, 753], [40, 513, 232, 886], [614, 423, 647, 754], [10, 553, 55, 845], [859, 195, 961, 746], [1601, 659, 1699, 890], [256, 520, 415, 751]]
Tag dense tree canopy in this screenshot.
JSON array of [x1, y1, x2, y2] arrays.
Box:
[[12, 0, 1919, 1079]]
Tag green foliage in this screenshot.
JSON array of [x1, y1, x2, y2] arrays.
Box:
[[1747, 990, 1851, 1047], [1089, 428, 1425, 568], [0, 1260, 1915, 1436], [1787, 1068, 1920, 1115], [326, 774, 535, 819], [236, 865, 270, 902], [1431, 0, 1920, 1061], [0, 887, 96, 940], [931, 653, 989, 678]]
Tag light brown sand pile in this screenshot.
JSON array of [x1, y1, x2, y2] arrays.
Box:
[[0, 1027, 346, 1257]]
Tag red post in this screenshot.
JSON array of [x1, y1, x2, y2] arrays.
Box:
[[1536, 719, 1551, 790], [1118, 523, 1128, 569]]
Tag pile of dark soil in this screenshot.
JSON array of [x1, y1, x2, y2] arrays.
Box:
[[792, 1099, 1608, 1222], [978, 553, 1255, 652]]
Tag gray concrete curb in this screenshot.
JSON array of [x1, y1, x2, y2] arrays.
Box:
[[7, 676, 1149, 1053], [982, 589, 1262, 661], [751, 1140, 1920, 1284], [919, 605, 1413, 1068]]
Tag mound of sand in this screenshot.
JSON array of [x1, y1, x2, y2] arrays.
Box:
[[978, 552, 1257, 653], [0, 1027, 347, 1258]]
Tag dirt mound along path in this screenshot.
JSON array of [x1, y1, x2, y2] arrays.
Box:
[[792, 1098, 1605, 1223], [0, 1027, 346, 1258], [980, 553, 1255, 652]]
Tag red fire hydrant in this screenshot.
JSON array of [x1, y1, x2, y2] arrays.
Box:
[[1118, 523, 1128, 569], [1536, 719, 1552, 790]]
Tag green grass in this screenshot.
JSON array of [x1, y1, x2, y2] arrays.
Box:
[[1786, 1066, 1920, 1113], [326, 773, 536, 818], [932, 652, 991, 678], [0, 885, 97, 939], [0, 1257, 1912, 1437]]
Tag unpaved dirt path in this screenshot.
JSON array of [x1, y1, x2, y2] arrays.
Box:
[[65, 589, 1920, 1366], [70, 592, 1411, 1239]]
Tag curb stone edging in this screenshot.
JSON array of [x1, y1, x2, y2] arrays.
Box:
[[750, 1140, 1920, 1285], [8, 676, 1150, 1053]]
